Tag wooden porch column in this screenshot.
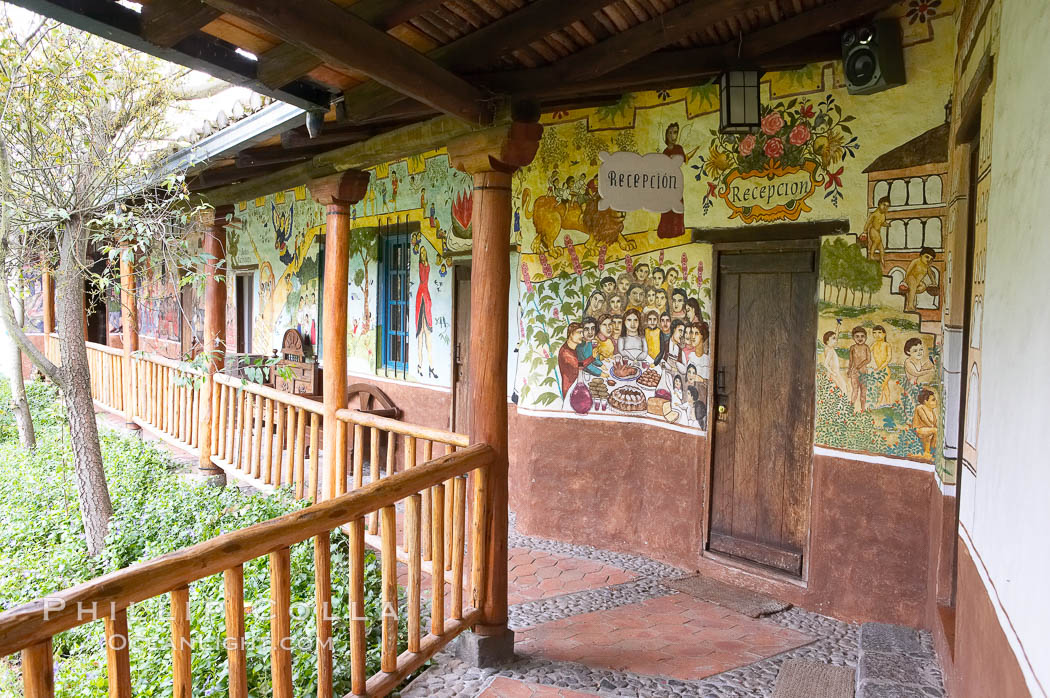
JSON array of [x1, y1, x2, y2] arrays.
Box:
[[119, 247, 139, 429], [198, 206, 233, 477], [311, 171, 371, 501], [41, 262, 55, 335], [449, 120, 542, 658]]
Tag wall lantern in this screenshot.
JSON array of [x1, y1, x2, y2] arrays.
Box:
[[718, 70, 761, 133]]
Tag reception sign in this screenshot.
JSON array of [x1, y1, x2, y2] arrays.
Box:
[[720, 161, 820, 223], [598, 150, 685, 214]]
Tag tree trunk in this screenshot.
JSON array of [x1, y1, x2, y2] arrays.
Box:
[[57, 221, 112, 556], [6, 277, 36, 449]]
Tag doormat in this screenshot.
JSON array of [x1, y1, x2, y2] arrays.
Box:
[[662, 574, 791, 617], [772, 659, 855, 698]]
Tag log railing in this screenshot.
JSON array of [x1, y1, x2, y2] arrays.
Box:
[[1, 443, 494, 698], [209, 372, 325, 500], [129, 353, 206, 453], [43, 332, 60, 368], [332, 407, 471, 576], [85, 341, 125, 415]]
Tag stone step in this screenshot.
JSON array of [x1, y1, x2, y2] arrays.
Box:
[[856, 623, 945, 697]]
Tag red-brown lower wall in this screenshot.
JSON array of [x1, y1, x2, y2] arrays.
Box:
[[508, 408, 705, 565], [935, 541, 1031, 698], [508, 409, 938, 628]]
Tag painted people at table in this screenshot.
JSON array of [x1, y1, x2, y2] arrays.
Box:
[[645, 287, 668, 316], [645, 310, 661, 360], [664, 267, 681, 296], [608, 294, 625, 315], [912, 388, 939, 457], [822, 330, 850, 396], [664, 319, 688, 377], [697, 321, 710, 357], [670, 288, 688, 320], [654, 312, 673, 365], [651, 267, 666, 293], [584, 290, 607, 318], [685, 298, 703, 325], [558, 323, 605, 396], [610, 315, 624, 344], [616, 272, 633, 299], [627, 284, 647, 312], [595, 315, 616, 360], [633, 263, 651, 286], [618, 308, 648, 361], [688, 385, 707, 430], [580, 317, 599, 362], [903, 337, 935, 385], [847, 326, 871, 412]]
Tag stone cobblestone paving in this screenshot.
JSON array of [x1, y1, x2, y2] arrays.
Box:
[[478, 676, 601, 697], [404, 519, 943, 697]]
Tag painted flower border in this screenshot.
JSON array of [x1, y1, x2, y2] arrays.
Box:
[[694, 93, 860, 213]]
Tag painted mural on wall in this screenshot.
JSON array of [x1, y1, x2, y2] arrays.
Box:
[[341, 149, 469, 387], [698, 94, 860, 221], [136, 262, 181, 344], [229, 185, 324, 356], [21, 270, 45, 333], [511, 0, 955, 453]]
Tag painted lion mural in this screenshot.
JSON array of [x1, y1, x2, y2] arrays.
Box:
[[520, 189, 634, 258]]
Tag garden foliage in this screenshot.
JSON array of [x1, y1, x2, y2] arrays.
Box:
[[0, 381, 409, 697]]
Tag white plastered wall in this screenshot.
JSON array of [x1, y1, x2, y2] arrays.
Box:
[[965, 0, 1050, 693]]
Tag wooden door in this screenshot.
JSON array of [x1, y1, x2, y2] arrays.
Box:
[[709, 245, 818, 576], [452, 267, 472, 433]]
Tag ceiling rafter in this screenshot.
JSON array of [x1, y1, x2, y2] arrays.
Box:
[[481, 0, 890, 96], [200, 0, 491, 123], [340, 0, 617, 122], [3, 0, 331, 110], [140, 0, 222, 48]]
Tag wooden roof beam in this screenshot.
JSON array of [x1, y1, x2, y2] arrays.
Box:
[[479, 33, 843, 100], [3, 0, 331, 110], [481, 0, 891, 97], [341, 0, 616, 122], [502, 0, 780, 87], [201, 0, 491, 124], [349, 0, 448, 30], [140, 0, 222, 48]]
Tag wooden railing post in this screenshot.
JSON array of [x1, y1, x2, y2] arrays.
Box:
[[310, 171, 370, 501], [448, 120, 542, 663], [22, 638, 53, 698], [198, 205, 232, 482], [119, 247, 139, 429]]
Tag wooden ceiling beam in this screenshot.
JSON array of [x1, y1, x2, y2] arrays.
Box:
[[480, 33, 843, 100], [3, 0, 331, 110], [140, 0, 222, 48], [341, 0, 615, 122], [200, 0, 490, 124], [235, 146, 329, 168], [505, 0, 778, 87], [349, 0, 448, 30], [478, 0, 890, 97], [257, 43, 324, 90], [189, 162, 294, 190], [280, 124, 388, 149]]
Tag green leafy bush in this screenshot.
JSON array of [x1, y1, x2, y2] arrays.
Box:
[[0, 380, 411, 697]]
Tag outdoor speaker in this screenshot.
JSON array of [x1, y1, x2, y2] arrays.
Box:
[[842, 20, 905, 95]]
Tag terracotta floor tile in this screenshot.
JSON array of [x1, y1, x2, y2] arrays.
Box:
[[515, 593, 814, 681], [507, 548, 636, 606]]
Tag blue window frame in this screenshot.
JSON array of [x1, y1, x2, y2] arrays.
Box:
[[379, 232, 410, 374]]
